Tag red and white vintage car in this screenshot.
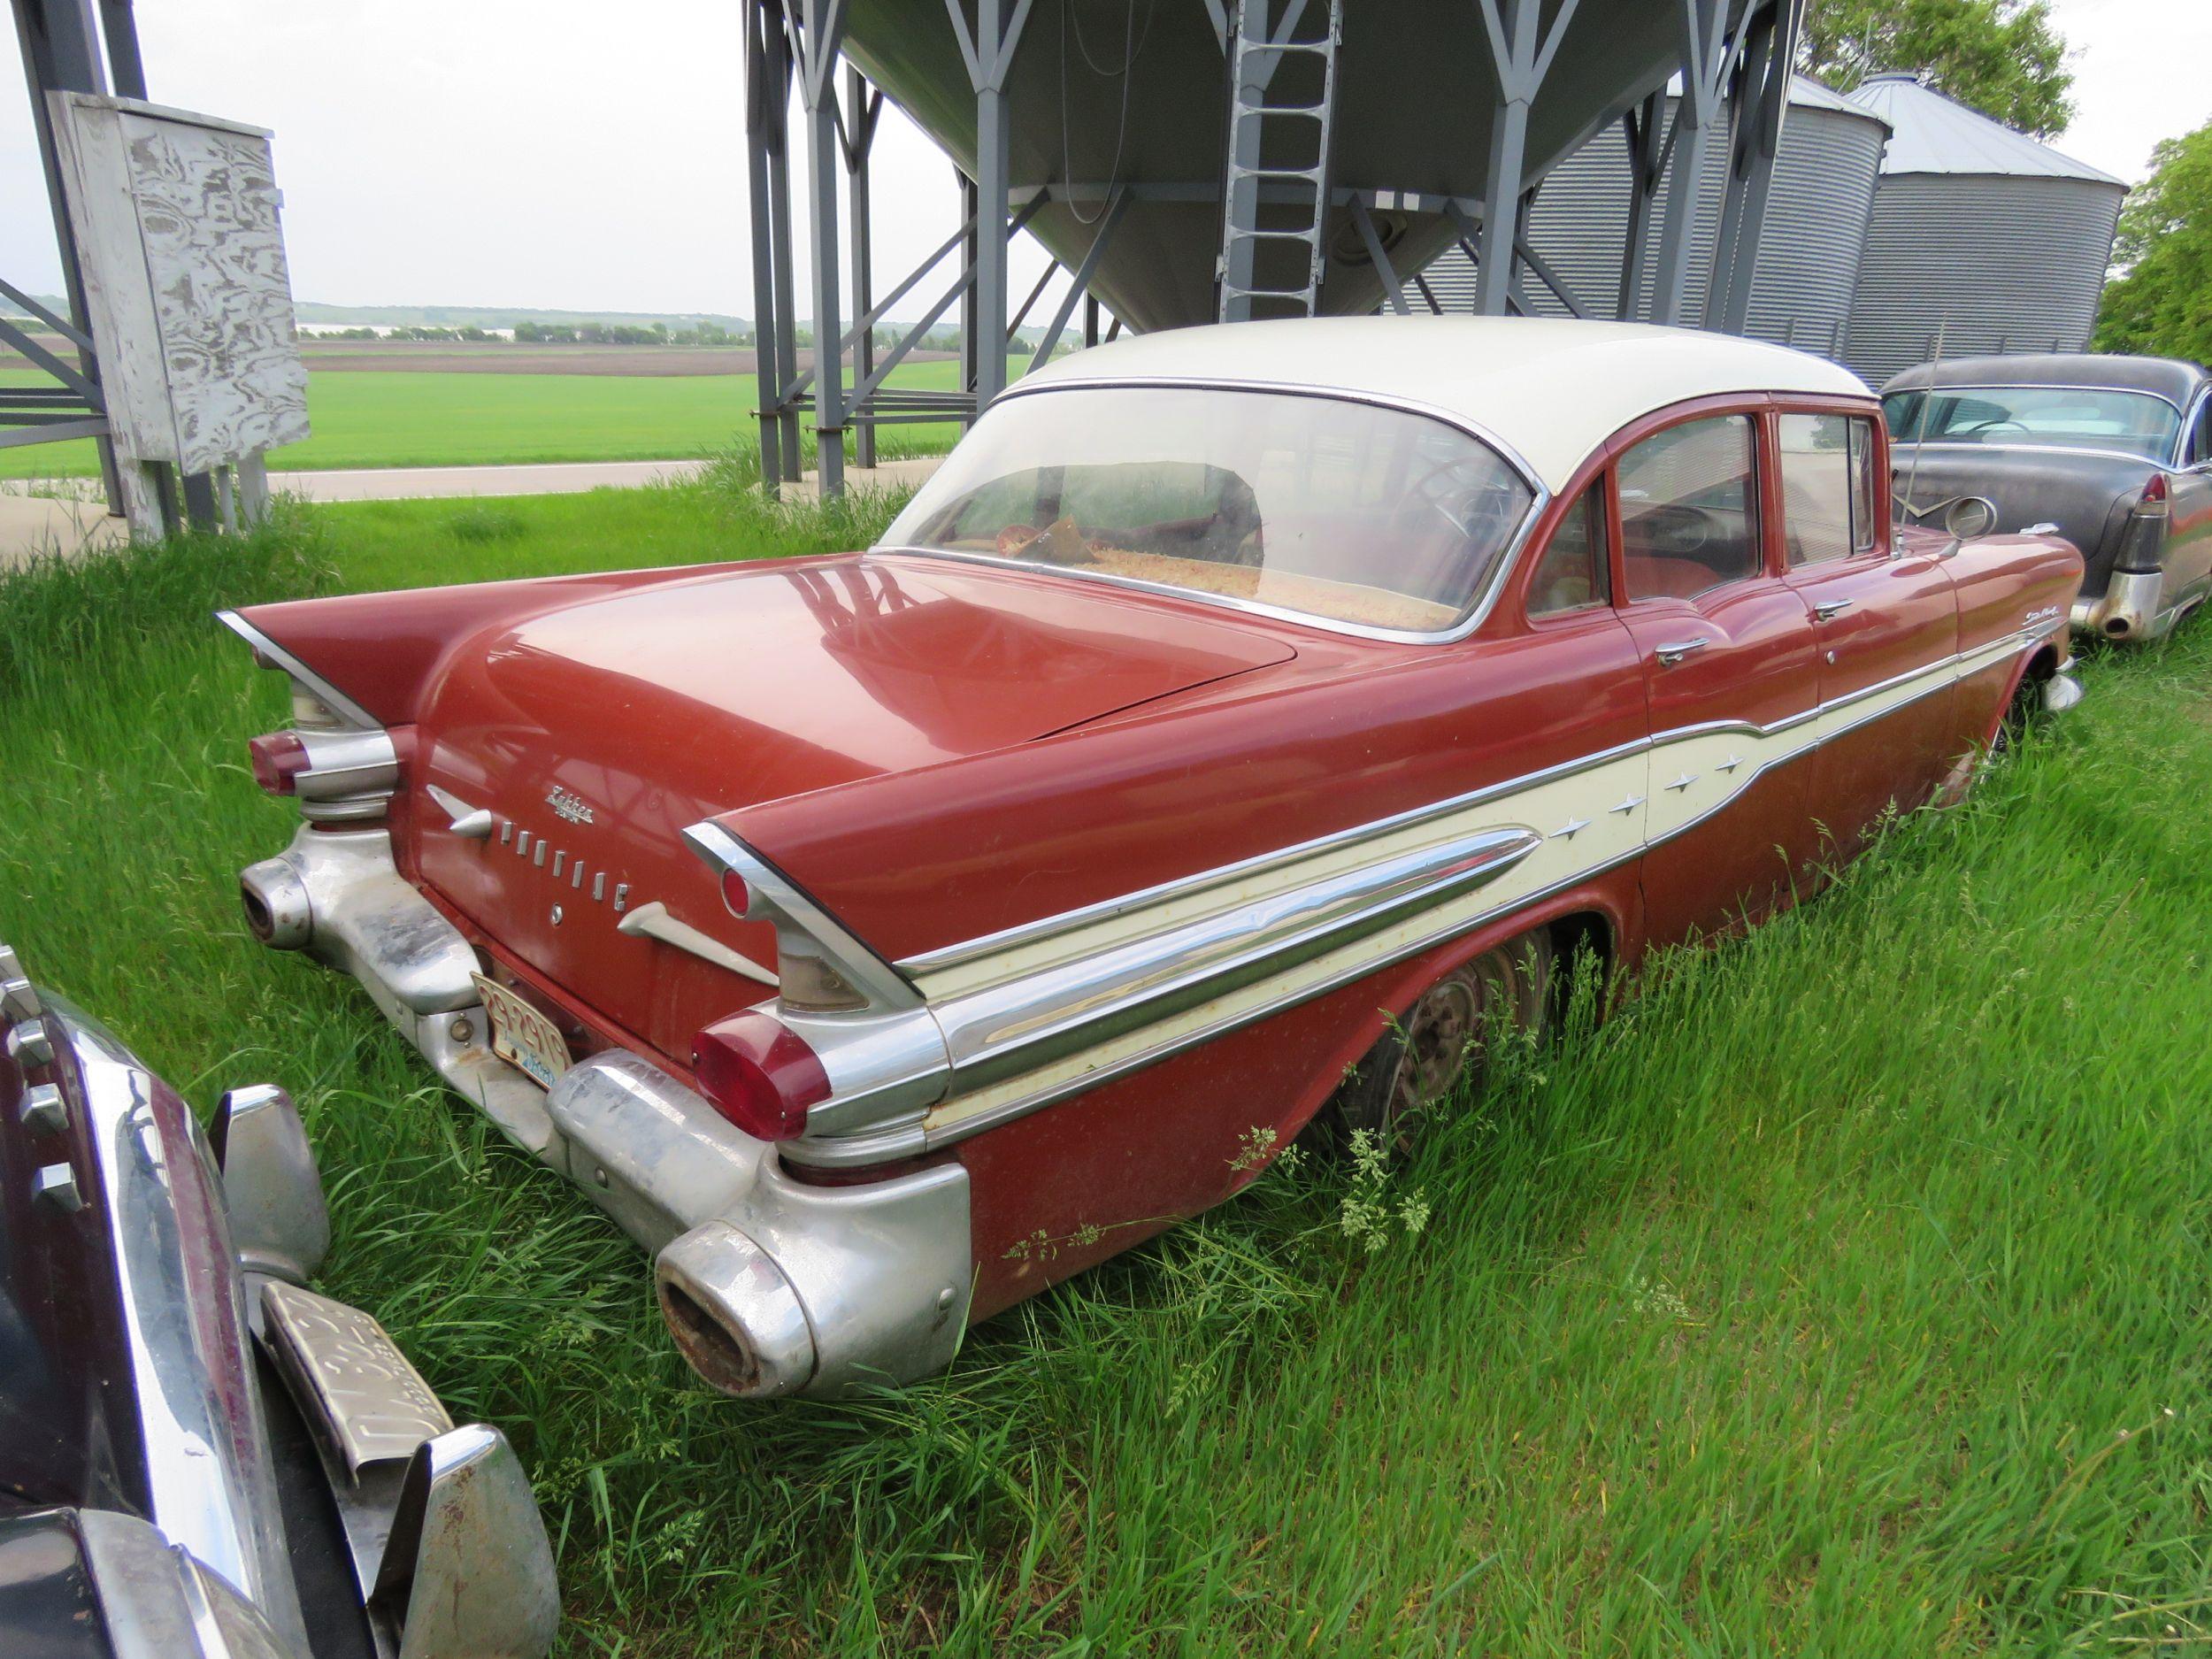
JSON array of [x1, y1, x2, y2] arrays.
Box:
[[222, 319, 2082, 1397]]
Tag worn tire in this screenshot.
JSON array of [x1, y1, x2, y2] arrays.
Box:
[[1325, 930, 1553, 1153]]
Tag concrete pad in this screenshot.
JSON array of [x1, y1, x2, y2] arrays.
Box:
[[280, 458, 710, 502], [797, 456, 943, 499], [0, 491, 128, 571]]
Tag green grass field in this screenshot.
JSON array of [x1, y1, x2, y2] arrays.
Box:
[[4, 486, 2210, 1655], [0, 360, 964, 478]]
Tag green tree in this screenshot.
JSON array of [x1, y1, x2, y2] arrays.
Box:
[[2094, 121, 2212, 363], [1801, 0, 2074, 138]]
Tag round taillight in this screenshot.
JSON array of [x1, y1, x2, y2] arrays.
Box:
[[719, 867, 751, 918], [248, 731, 311, 796], [692, 1012, 830, 1142]]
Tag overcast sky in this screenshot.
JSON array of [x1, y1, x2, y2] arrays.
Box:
[[4, 0, 2208, 322]]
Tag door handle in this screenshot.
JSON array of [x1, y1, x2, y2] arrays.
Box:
[[1655, 636, 1710, 666], [1814, 598, 1854, 620]]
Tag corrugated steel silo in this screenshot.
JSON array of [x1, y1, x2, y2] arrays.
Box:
[[1407, 75, 1888, 360], [1840, 73, 2125, 385]]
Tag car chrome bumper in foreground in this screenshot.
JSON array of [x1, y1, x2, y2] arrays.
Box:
[[239, 826, 973, 1399], [4, 946, 557, 1657]]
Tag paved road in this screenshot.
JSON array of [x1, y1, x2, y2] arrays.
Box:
[[283, 455, 941, 502], [0, 455, 942, 563], [280, 458, 711, 501]]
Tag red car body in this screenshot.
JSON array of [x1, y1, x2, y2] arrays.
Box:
[[223, 320, 2081, 1396]]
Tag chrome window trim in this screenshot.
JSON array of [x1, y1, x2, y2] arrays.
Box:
[[215, 609, 382, 731], [1884, 380, 2188, 466], [781, 626, 2047, 1169], [1891, 441, 2182, 469], [2178, 386, 2212, 469], [1886, 380, 2188, 414], [873, 375, 1555, 646]]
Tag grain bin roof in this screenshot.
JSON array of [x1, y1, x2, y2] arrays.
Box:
[[1846, 73, 2124, 185]]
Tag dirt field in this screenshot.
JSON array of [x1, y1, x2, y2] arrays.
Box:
[[3, 334, 956, 379], [296, 341, 956, 376]]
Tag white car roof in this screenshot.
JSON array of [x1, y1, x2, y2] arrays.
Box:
[[1016, 316, 1872, 495]]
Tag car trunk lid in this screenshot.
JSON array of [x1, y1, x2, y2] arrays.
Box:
[[406, 553, 1294, 1064]]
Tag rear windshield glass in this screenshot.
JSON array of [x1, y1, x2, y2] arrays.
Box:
[[1884, 386, 2181, 462], [877, 387, 1537, 635]]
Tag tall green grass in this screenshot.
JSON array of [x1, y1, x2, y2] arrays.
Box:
[[3, 490, 2209, 1655]]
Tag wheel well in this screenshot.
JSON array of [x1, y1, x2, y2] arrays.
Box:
[[1544, 910, 1616, 1022], [2024, 641, 2060, 684]]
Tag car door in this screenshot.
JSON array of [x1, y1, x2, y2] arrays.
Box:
[[2170, 391, 2212, 614], [1614, 407, 1822, 945], [1774, 408, 1959, 866]]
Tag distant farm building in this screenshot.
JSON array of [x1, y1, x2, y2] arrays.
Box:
[[1840, 73, 2126, 385]]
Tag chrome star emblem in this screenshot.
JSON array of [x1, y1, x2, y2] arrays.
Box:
[[1551, 817, 1591, 841], [1610, 794, 1644, 815]]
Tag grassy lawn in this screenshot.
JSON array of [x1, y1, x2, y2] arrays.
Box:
[[4, 485, 2211, 1655], [0, 359, 963, 478]]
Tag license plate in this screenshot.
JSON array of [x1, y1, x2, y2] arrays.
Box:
[[472, 972, 569, 1090], [261, 1280, 454, 1473]]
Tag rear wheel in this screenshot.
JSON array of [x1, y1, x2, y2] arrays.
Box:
[[1327, 931, 1553, 1153]]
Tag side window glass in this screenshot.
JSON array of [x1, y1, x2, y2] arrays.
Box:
[[1777, 412, 1855, 566], [1848, 417, 1878, 552], [1527, 483, 1612, 617], [1619, 415, 1761, 601], [2192, 401, 2212, 467]]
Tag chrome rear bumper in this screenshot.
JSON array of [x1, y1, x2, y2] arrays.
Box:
[[239, 826, 972, 1398], [2072, 569, 2169, 643]]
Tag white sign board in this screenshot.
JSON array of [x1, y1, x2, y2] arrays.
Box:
[[49, 94, 310, 476]]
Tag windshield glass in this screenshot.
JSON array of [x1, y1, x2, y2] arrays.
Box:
[[1884, 385, 2181, 461], [877, 386, 1537, 634]]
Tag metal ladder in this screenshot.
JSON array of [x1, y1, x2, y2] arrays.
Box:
[[1215, 0, 1343, 322]]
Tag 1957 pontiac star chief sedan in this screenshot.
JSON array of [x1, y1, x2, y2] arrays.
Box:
[[219, 319, 2082, 1399]]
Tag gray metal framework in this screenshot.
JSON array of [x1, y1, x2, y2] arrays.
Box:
[[6, 0, 141, 508], [744, 0, 1807, 496], [10, 0, 255, 534]]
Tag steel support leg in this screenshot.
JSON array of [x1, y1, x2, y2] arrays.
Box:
[[765, 23, 803, 486], [744, 0, 788, 492], [1708, 0, 1798, 334], [844, 65, 879, 468], [794, 2, 849, 496], [957, 170, 979, 420], [1475, 95, 1529, 316], [972, 75, 1011, 400], [1618, 91, 1663, 321], [1648, 0, 1729, 327], [948, 0, 1033, 408], [1470, 0, 1580, 318]]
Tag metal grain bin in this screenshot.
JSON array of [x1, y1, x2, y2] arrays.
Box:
[[1406, 75, 1887, 360], [1841, 73, 2126, 386]]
